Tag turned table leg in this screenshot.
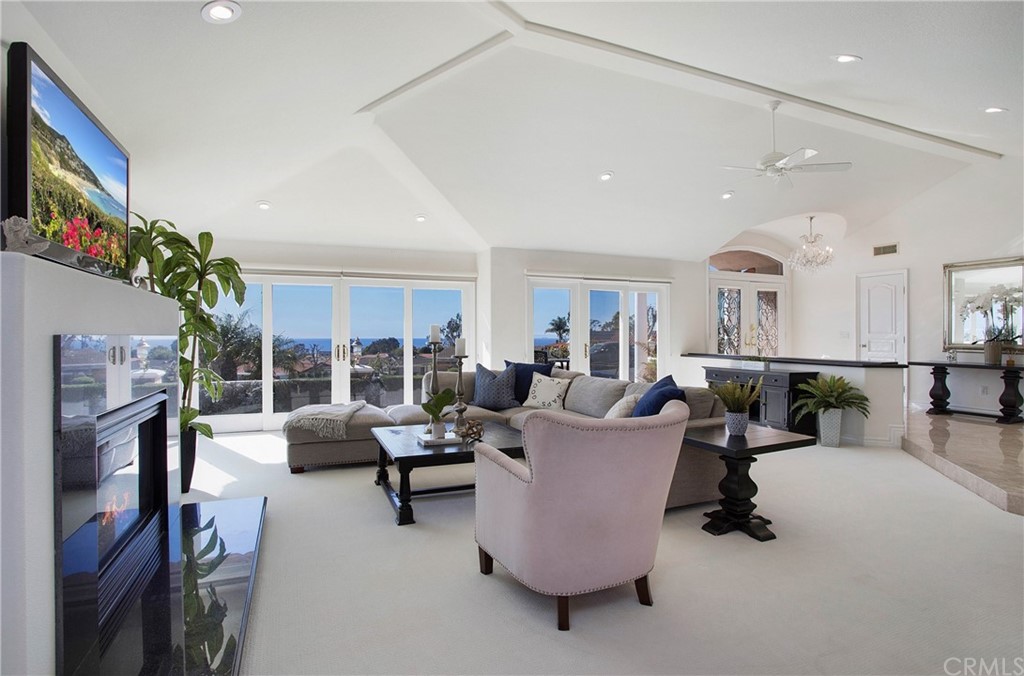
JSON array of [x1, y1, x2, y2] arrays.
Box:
[[702, 455, 776, 541], [927, 365, 952, 415], [997, 368, 1023, 424]]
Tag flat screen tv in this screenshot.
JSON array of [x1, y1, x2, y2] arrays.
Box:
[[3, 42, 129, 280]]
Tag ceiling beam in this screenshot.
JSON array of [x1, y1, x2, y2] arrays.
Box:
[[357, 31, 514, 114]]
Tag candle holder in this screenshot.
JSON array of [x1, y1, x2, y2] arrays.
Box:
[[451, 353, 469, 436], [428, 340, 443, 396]]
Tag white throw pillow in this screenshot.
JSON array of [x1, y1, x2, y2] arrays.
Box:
[[604, 393, 644, 419], [523, 372, 571, 409]]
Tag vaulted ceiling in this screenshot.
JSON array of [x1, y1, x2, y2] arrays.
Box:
[[12, 1, 1022, 262]]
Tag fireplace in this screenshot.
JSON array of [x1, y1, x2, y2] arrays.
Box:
[[55, 391, 173, 675]]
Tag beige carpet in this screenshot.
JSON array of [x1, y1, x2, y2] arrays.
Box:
[[183, 432, 1024, 676]]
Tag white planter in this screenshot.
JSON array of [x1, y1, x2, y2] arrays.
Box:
[[430, 422, 447, 439], [818, 409, 843, 447], [725, 412, 749, 435]]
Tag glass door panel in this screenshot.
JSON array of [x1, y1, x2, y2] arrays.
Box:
[[200, 282, 264, 417], [348, 286, 405, 408], [532, 287, 571, 369], [588, 289, 622, 379], [412, 288, 463, 404], [756, 289, 780, 357], [629, 292, 658, 382], [716, 286, 742, 355], [710, 281, 785, 356], [272, 284, 333, 413]]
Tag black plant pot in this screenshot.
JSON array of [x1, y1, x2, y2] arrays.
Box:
[[180, 427, 197, 494]]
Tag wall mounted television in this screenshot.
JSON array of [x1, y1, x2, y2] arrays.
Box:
[[3, 42, 130, 280]]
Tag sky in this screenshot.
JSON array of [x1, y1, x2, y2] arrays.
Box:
[[532, 288, 623, 338], [31, 62, 128, 214]]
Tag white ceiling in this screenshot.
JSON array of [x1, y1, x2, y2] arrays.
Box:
[[12, 0, 1023, 262]]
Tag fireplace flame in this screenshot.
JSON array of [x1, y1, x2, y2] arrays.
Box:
[[100, 491, 132, 526]]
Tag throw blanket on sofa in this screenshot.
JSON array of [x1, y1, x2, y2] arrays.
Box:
[[282, 401, 367, 439]]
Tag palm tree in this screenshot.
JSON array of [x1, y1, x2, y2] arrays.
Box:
[[546, 315, 570, 342], [210, 312, 260, 381]]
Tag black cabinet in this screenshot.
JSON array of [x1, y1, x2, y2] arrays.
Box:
[[703, 367, 818, 436]]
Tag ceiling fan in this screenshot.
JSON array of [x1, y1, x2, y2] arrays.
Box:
[[722, 100, 853, 184]]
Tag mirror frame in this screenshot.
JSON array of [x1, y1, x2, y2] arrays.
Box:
[[943, 256, 1024, 351]]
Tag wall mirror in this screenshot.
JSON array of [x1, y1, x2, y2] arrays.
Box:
[[943, 256, 1023, 351]]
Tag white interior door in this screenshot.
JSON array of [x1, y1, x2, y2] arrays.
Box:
[[858, 271, 907, 362]]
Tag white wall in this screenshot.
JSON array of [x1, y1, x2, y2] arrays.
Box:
[[785, 157, 1023, 411], [0, 254, 179, 674], [219, 238, 477, 279]]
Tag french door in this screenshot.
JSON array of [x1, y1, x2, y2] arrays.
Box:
[[528, 278, 667, 383], [201, 274, 473, 432], [707, 275, 787, 356]]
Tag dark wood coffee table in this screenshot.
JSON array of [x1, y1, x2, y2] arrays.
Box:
[[684, 424, 817, 541], [372, 422, 524, 525]]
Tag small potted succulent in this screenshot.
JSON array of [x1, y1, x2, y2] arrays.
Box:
[[711, 377, 762, 436], [421, 387, 456, 438], [791, 375, 870, 447]]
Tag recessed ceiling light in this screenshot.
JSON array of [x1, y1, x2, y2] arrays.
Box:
[[599, 171, 614, 182], [832, 54, 862, 64], [202, 0, 241, 24], [255, 200, 271, 211], [414, 214, 428, 223], [721, 191, 735, 200], [984, 107, 1009, 114]]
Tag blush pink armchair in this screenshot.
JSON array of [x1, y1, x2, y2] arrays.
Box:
[[474, 400, 690, 630]]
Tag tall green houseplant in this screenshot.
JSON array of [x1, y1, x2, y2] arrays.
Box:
[[130, 214, 246, 492], [790, 375, 870, 447]]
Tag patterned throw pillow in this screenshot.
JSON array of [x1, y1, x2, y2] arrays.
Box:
[[523, 373, 571, 410], [470, 363, 519, 411], [504, 360, 555, 404]]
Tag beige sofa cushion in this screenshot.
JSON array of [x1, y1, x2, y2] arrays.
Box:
[[681, 387, 719, 419], [563, 375, 629, 418], [387, 403, 508, 426], [507, 407, 592, 430], [604, 393, 645, 419]]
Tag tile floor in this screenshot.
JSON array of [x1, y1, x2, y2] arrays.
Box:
[[902, 410, 1023, 514]]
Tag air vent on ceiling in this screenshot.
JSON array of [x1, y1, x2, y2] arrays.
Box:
[[873, 243, 899, 256]]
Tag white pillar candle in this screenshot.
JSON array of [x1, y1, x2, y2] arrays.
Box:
[[455, 338, 466, 355], [429, 324, 441, 343]]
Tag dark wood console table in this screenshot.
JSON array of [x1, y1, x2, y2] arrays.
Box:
[[908, 361, 1023, 424], [703, 366, 818, 436]]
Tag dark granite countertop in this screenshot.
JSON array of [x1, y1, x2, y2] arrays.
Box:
[[682, 353, 907, 368]]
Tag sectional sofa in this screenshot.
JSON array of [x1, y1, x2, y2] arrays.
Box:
[[285, 367, 728, 509]]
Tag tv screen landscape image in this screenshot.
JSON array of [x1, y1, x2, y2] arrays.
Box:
[[4, 42, 129, 279]]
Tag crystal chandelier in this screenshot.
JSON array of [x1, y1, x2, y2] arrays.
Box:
[[788, 216, 834, 273]]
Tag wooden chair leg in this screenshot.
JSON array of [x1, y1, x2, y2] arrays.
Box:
[[557, 596, 570, 631], [478, 547, 493, 575], [635, 575, 653, 606]]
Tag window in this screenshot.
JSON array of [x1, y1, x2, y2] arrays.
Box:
[[528, 278, 666, 383], [708, 250, 788, 356]]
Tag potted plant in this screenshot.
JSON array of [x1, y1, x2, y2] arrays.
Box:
[[791, 375, 870, 447], [711, 377, 762, 435], [130, 213, 246, 492], [421, 387, 456, 438]]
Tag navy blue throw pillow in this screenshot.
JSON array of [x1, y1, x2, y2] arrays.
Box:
[[647, 374, 678, 394], [504, 360, 554, 405], [471, 364, 520, 411], [632, 385, 687, 417]]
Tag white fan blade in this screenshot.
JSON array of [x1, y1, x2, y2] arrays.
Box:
[[720, 165, 762, 172], [789, 162, 853, 173], [775, 148, 818, 168]]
